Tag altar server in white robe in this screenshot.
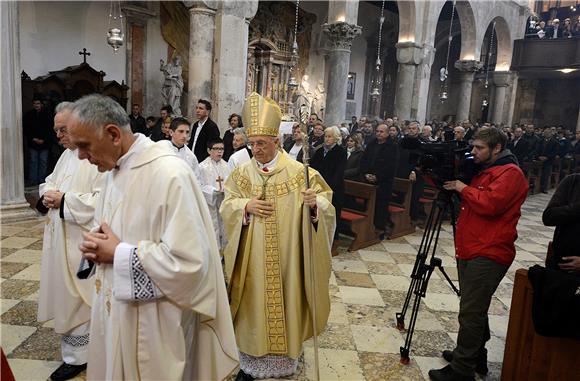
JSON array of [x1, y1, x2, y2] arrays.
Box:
[[37, 101, 104, 381], [227, 127, 253, 171], [199, 138, 231, 251], [68, 94, 238, 381], [160, 116, 201, 184]]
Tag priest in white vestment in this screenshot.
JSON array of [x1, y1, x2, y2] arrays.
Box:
[[160, 116, 201, 184], [227, 127, 253, 171], [37, 102, 104, 381], [67, 95, 238, 381], [199, 138, 231, 251]]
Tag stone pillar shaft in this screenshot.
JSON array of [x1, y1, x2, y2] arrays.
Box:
[[393, 63, 416, 120], [322, 22, 361, 126], [188, 6, 216, 117], [456, 73, 475, 122], [325, 49, 351, 126], [491, 71, 512, 125], [1, 1, 36, 222], [576, 106, 580, 132], [212, 12, 252, 131]]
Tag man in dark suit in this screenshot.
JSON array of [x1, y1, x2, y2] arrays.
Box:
[[129, 104, 147, 134], [150, 105, 172, 142], [360, 124, 399, 235], [536, 128, 560, 193], [188, 99, 220, 162], [507, 127, 530, 167], [546, 18, 562, 39]]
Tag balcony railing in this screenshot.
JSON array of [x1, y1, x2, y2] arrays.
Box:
[[510, 37, 580, 72]]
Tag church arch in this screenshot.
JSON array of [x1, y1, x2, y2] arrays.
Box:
[[480, 16, 512, 71], [396, 1, 416, 43]]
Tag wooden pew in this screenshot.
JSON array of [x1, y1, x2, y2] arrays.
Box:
[[574, 154, 580, 173], [419, 185, 439, 219], [501, 243, 580, 380], [339, 180, 381, 251], [559, 156, 573, 180], [387, 177, 415, 239], [524, 161, 542, 195], [550, 156, 561, 189]]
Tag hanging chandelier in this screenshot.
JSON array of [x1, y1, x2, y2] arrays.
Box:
[[370, 0, 386, 101], [287, 0, 301, 89], [439, 0, 457, 103], [482, 21, 496, 108], [106, 1, 124, 53]]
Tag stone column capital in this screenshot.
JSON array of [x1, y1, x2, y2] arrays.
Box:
[[184, 1, 218, 11], [184, 1, 217, 17], [492, 71, 514, 87], [454, 59, 483, 72], [321, 22, 362, 52], [395, 42, 428, 66]]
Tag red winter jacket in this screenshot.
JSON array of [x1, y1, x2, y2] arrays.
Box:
[[455, 154, 528, 266]]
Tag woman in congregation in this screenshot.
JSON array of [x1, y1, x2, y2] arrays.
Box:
[[310, 126, 347, 250], [344, 133, 364, 180]]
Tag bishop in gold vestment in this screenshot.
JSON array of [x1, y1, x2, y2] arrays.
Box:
[[221, 93, 335, 379]]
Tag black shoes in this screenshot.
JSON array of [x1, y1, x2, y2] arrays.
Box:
[[428, 365, 475, 381], [235, 369, 254, 381], [49, 363, 87, 381], [442, 350, 489, 375]]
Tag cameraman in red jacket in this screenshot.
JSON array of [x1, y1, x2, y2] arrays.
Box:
[[429, 128, 528, 381]]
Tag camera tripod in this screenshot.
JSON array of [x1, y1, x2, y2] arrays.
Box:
[[395, 190, 461, 364]]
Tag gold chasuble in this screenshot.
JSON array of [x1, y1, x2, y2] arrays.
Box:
[[220, 93, 336, 368], [221, 93, 336, 363]]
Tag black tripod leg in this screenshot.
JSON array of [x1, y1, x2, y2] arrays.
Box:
[[438, 265, 460, 296], [400, 263, 436, 364], [396, 202, 438, 330]]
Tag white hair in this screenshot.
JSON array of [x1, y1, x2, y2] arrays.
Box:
[[55, 101, 74, 114], [233, 127, 248, 144], [422, 125, 433, 133], [325, 125, 342, 145]]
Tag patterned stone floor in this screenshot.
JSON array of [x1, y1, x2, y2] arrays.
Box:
[[1, 192, 553, 380]]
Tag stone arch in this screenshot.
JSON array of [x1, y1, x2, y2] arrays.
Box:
[[423, 1, 477, 60], [455, 1, 477, 60], [396, 1, 416, 42], [483, 16, 512, 71]]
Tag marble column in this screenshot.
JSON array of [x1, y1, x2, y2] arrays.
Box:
[[1, 2, 37, 222], [187, 3, 216, 117], [576, 105, 580, 132], [322, 22, 361, 127], [212, 1, 258, 132], [491, 71, 512, 125], [454, 60, 483, 122], [393, 42, 422, 121]]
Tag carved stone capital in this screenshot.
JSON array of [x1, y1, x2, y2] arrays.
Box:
[[321, 22, 362, 52], [454, 59, 483, 72], [395, 42, 426, 66], [492, 71, 513, 87], [189, 6, 217, 17], [183, 1, 218, 11]]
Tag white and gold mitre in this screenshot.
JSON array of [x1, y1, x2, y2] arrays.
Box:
[[242, 92, 281, 137]]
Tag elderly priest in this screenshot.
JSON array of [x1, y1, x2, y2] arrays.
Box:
[[221, 92, 335, 380]]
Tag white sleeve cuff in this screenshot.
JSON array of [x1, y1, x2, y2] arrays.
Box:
[[113, 243, 162, 301], [63, 200, 73, 221]]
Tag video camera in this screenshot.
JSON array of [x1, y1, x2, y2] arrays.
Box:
[[401, 137, 475, 188]]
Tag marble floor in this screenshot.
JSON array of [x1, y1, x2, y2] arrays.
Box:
[[1, 192, 553, 380]]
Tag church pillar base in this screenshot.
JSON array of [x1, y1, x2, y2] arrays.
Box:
[[0, 203, 38, 224]]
